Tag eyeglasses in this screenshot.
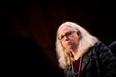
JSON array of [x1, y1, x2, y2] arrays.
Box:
[[58, 31, 76, 40]]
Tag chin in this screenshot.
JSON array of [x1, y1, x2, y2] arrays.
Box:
[[67, 46, 73, 51]]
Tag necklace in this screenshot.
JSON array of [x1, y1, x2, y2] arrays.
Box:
[[72, 57, 82, 77]]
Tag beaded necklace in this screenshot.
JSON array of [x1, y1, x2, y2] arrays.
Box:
[[72, 57, 82, 77]]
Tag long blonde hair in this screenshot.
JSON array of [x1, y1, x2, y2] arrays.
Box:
[[55, 21, 98, 69]]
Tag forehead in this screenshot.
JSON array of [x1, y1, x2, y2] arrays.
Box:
[[58, 26, 73, 35]]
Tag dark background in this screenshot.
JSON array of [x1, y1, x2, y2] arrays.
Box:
[[1, 0, 116, 77]]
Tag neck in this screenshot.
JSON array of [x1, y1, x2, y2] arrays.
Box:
[[71, 50, 80, 60]]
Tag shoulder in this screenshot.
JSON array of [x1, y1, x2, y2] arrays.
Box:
[[88, 41, 110, 55], [109, 41, 116, 51], [94, 41, 106, 46], [93, 41, 116, 57], [94, 41, 108, 50], [108, 41, 116, 56]]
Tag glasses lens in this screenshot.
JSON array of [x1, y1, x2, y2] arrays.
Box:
[[58, 31, 76, 40]]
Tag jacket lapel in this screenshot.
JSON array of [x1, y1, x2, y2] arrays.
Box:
[[82, 51, 91, 71]]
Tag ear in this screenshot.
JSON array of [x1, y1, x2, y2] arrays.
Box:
[[77, 31, 81, 39]]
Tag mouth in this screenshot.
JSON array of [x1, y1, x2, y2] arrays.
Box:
[[67, 42, 72, 46]]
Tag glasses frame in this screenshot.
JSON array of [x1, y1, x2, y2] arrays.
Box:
[[58, 31, 76, 41]]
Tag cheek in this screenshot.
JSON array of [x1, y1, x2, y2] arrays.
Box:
[[61, 41, 67, 49], [73, 35, 80, 45]]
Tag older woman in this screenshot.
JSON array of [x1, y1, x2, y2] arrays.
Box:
[[55, 21, 116, 77]]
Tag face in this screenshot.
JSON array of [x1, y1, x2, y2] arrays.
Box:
[[58, 26, 80, 52]]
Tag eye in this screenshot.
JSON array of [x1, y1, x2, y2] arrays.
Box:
[[65, 31, 72, 36]]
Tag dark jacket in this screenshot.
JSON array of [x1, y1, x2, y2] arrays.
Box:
[[109, 41, 116, 56], [64, 41, 116, 77]]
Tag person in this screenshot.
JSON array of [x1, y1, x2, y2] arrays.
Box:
[[55, 21, 116, 77]]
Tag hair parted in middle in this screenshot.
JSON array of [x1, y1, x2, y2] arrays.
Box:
[[55, 21, 98, 69]]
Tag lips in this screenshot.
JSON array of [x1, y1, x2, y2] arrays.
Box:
[[67, 41, 73, 46]]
